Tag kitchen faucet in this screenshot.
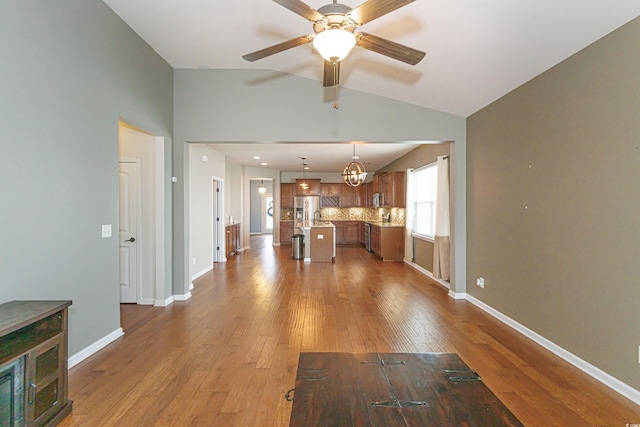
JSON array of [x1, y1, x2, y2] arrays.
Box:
[[313, 210, 321, 224]]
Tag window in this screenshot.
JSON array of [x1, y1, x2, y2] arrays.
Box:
[[411, 162, 438, 240]]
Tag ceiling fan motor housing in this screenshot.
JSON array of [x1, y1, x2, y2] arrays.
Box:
[[314, 3, 355, 34]]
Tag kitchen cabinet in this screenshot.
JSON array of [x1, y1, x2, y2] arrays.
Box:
[[340, 185, 354, 207], [225, 223, 240, 256], [280, 221, 294, 245], [281, 183, 295, 208], [320, 183, 340, 196], [370, 224, 404, 261], [0, 300, 73, 427], [372, 173, 380, 193], [333, 221, 360, 245], [345, 221, 360, 243], [355, 182, 372, 207], [320, 183, 341, 208], [295, 179, 321, 195], [378, 171, 405, 208], [370, 225, 381, 255]]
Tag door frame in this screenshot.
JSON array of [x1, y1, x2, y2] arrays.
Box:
[[212, 177, 225, 263], [118, 121, 167, 307]]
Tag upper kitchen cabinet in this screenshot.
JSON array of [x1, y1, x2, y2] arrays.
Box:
[[354, 182, 372, 207], [320, 183, 340, 208], [340, 185, 355, 208], [296, 179, 321, 195], [379, 171, 405, 208], [320, 183, 340, 196], [281, 183, 295, 208]]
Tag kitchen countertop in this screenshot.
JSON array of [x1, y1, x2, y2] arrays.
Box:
[[294, 221, 336, 228], [311, 221, 335, 228], [365, 221, 405, 228], [285, 220, 404, 228]]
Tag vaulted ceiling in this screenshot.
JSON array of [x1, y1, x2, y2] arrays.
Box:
[[103, 0, 639, 171]]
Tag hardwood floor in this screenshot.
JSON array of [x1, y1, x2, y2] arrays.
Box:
[[60, 235, 640, 426]]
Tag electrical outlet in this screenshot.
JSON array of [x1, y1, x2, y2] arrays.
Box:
[[192, 258, 196, 266], [476, 277, 485, 288], [637, 346, 640, 364]]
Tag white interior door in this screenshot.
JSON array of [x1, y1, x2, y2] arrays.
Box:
[[262, 193, 273, 234], [119, 161, 139, 303]]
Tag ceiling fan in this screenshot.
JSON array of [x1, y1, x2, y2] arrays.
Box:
[[243, 0, 425, 87]]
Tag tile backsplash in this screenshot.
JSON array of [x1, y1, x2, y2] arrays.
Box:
[[281, 207, 405, 225]]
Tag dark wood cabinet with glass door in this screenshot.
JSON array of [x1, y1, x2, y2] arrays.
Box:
[[0, 300, 72, 427]]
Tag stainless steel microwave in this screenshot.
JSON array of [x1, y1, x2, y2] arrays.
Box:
[[373, 192, 384, 207]]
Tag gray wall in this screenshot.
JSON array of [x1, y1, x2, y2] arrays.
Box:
[[0, 1, 173, 355], [173, 69, 467, 296], [189, 144, 226, 278], [467, 17, 640, 389]]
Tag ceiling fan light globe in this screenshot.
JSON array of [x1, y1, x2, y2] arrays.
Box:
[[313, 28, 356, 62]]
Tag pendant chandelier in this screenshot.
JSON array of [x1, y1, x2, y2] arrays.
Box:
[[342, 145, 367, 187], [299, 157, 309, 190], [258, 180, 266, 194]]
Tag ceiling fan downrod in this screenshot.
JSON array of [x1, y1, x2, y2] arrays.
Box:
[[332, 58, 339, 109]]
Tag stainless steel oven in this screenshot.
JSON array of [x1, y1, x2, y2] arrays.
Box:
[[364, 223, 372, 252]]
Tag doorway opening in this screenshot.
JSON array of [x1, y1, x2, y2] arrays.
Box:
[[118, 121, 167, 306]]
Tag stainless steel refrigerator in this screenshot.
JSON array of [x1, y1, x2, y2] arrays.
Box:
[[294, 195, 320, 228]]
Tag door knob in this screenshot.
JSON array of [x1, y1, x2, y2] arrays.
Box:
[[125, 237, 136, 243]]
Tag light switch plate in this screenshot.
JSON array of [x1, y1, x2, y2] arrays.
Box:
[[101, 224, 112, 238]]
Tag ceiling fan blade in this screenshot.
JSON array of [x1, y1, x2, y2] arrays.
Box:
[[323, 60, 340, 87], [272, 0, 325, 22], [347, 0, 415, 26], [356, 32, 425, 65], [243, 35, 314, 62]]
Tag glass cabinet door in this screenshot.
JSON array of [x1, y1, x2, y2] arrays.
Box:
[[24, 334, 64, 426]]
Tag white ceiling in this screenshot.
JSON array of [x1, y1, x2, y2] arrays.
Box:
[[103, 0, 639, 172], [205, 142, 428, 173]]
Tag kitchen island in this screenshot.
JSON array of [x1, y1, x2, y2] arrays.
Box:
[[296, 222, 336, 262]]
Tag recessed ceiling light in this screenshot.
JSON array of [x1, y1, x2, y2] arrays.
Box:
[[261, 162, 268, 166], [253, 156, 261, 160]]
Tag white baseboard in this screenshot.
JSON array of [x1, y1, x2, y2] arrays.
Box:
[[68, 328, 124, 369], [404, 259, 451, 290], [465, 293, 640, 406], [138, 298, 155, 305], [174, 292, 192, 301], [448, 290, 467, 300], [154, 296, 174, 307], [191, 265, 212, 281]]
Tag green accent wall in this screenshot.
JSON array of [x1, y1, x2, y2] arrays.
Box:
[[0, 1, 173, 355]]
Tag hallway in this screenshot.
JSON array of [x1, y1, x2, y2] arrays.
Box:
[[60, 235, 640, 426]]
